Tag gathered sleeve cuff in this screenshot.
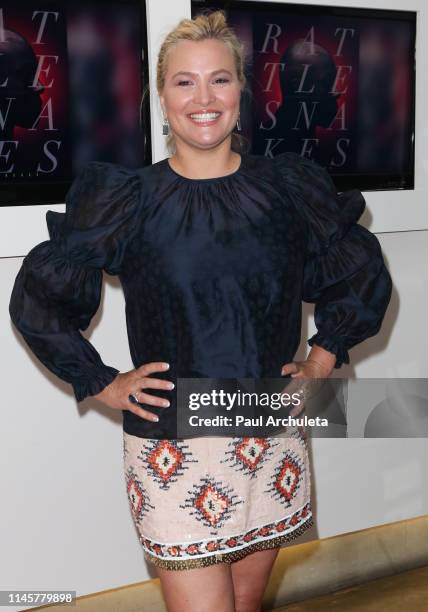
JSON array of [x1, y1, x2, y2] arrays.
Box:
[[274, 152, 392, 368], [9, 161, 141, 401]]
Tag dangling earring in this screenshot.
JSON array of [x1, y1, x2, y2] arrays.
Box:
[[162, 115, 169, 136], [236, 112, 241, 132]]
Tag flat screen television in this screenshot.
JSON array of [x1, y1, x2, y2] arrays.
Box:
[[192, 1, 416, 191], [0, 0, 150, 207]]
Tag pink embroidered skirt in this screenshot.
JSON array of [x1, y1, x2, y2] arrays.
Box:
[[122, 429, 313, 570]]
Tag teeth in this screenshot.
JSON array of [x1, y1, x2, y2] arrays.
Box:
[[190, 112, 221, 122]]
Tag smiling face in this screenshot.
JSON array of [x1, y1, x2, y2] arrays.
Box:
[[159, 38, 242, 151]]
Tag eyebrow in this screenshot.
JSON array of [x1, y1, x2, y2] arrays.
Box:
[[171, 69, 233, 79]]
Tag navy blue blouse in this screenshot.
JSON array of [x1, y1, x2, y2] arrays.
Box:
[[9, 152, 392, 438]]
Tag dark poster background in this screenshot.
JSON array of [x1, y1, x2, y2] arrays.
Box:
[[250, 14, 360, 170], [0, 0, 149, 207], [67, 2, 148, 174], [192, 1, 416, 191], [0, 5, 70, 181]]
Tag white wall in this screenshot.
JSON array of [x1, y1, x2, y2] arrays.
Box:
[[1, 0, 428, 608]]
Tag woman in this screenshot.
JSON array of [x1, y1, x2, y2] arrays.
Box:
[[9, 10, 392, 612]]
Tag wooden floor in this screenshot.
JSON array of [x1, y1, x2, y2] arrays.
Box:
[[274, 564, 428, 611]]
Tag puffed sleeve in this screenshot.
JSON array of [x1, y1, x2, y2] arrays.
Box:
[[275, 152, 392, 368], [9, 161, 142, 401]]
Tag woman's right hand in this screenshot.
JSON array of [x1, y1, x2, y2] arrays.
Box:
[[92, 362, 174, 423]]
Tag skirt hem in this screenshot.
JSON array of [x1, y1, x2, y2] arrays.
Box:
[[143, 513, 314, 571]]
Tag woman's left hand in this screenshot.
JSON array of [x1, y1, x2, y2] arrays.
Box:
[[280, 358, 334, 417]]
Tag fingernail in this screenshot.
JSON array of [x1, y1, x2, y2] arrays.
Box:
[[163, 400, 170, 407], [167, 382, 175, 390], [163, 362, 170, 369], [152, 416, 159, 422]]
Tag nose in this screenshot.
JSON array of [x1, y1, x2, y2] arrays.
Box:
[[193, 79, 215, 106]]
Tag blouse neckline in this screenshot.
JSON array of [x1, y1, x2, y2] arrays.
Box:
[[164, 154, 244, 184]]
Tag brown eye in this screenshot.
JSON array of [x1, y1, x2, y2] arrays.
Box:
[[177, 80, 192, 86]]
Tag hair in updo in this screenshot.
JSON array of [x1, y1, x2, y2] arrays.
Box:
[[156, 10, 249, 153]]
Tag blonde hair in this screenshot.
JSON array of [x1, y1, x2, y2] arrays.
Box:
[[156, 10, 249, 154]]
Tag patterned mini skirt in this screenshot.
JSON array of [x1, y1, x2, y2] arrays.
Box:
[[122, 428, 313, 571]]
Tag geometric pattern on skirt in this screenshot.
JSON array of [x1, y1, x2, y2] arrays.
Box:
[[123, 429, 313, 570]]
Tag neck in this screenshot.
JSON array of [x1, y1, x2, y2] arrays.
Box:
[[169, 138, 241, 180]]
